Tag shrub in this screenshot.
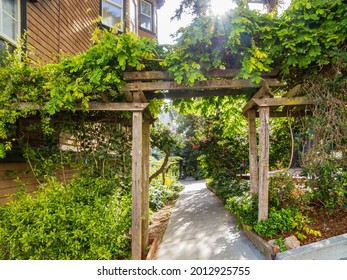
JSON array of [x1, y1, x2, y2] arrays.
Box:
[[268, 171, 306, 209], [225, 195, 258, 226], [0, 177, 132, 260], [208, 177, 249, 202], [253, 207, 303, 238], [304, 161, 347, 210], [253, 207, 321, 241], [149, 180, 184, 211]]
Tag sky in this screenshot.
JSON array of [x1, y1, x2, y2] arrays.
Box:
[[157, 0, 292, 45]]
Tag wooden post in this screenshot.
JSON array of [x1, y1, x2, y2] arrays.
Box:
[[141, 119, 150, 259], [132, 111, 143, 260], [248, 110, 258, 195], [258, 106, 270, 221]]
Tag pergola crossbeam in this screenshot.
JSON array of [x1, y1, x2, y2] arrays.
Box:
[[253, 97, 313, 107], [121, 79, 282, 92], [242, 83, 273, 114], [145, 88, 250, 99], [18, 102, 149, 112], [123, 68, 279, 81]]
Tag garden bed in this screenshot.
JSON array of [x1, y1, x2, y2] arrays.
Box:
[[261, 206, 347, 246], [147, 199, 178, 259], [243, 206, 347, 259]]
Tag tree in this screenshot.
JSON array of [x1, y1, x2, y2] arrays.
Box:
[[149, 123, 183, 183], [172, 0, 280, 20]]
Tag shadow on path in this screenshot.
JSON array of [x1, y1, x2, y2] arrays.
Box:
[[156, 179, 265, 260]]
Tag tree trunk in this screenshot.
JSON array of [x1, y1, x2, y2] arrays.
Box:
[[149, 153, 169, 183]]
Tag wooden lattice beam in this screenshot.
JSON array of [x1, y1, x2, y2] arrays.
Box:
[[252, 97, 313, 107], [242, 83, 273, 114], [18, 102, 149, 112], [122, 79, 282, 92], [123, 68, 279, 81], [144, 88, 251, 99]]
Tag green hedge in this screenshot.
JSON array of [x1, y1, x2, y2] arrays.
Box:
[[0, 177, 131, 260]]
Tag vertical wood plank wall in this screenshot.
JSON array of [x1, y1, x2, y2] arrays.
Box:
[[26, 0, 159, 62], [27, 0, 98, 62], [0, 163, 77, 206]]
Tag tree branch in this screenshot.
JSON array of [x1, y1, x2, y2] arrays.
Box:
[[149, 153, 169, 183]]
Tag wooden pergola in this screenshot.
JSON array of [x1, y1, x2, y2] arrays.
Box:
[[17, 69, 312, 260], [122, 70, 313, 259], [242, 84, 313, 221], [121, 69, 285, 259]]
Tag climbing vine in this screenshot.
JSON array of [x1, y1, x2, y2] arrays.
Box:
[[1, 0, 347, 163]]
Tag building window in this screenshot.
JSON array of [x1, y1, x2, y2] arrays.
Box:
[[140, 0, 152, 32], [101, 0, 124, 30], [0, 0, 20, 47], [129, 0, 138, 34]]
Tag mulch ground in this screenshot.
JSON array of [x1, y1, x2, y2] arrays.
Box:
[[301, 206, 347, 245], [261, 206, 347, 245], [148, 199, 178, 258], [148, 199, 177, 241]]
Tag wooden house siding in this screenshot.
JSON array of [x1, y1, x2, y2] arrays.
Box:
[[138, 28, 156, 40], [59, 0, 99, 55], [26, 0, 160, 62], [27, 0, 60, 62], [0, 163, 78, 206], [27, 0, 99, 62]]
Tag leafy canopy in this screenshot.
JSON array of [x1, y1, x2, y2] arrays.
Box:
[[1, 0, 347, 155]]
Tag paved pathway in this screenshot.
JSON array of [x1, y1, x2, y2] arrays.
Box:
[[156, 179, 265, 260]]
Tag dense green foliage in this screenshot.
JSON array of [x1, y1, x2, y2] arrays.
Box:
[[207, 178, 249, 203], [253, 207, 321, 241], [225, 194, 322, 241], [225, 195, 258, 226], [193, 115, 248, 179], [298, 69, 347, 210], [0, 177, 132, 259], [0, 28, 162, 157], [0, 110, 184, 260], [165, 0, 347, 85]]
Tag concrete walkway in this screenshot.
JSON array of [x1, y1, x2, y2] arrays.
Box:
[[156, 179, 265, 260]]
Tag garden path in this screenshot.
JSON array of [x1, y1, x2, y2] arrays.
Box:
[[156, 179, 265, 260]]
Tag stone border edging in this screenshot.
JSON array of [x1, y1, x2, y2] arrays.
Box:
[[275, 233, 347, 260]]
